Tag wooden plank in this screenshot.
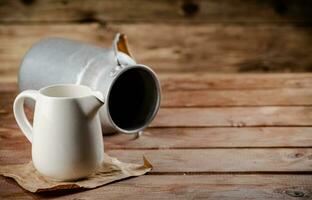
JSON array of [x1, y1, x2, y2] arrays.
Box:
[[2, 127, 312, 150], [0, 82, 17, 92], [153, 107, 312, 127], [160, 73, 312, 91], [109, 148, 312, 173], [0, 175, 311, 199], [105, 127, 312, 149], [3, 83, 312, 107], [1, 148, 312, 172], [0, 91, 17, 128], [0, 0, 311, 23], [163, 88, 312, 107], [0, 85, 312, 127], [2, 105, 312, 128], [2, 73, 312, 89], [1, 24, 312, 82], [2, 95, 312, 127]]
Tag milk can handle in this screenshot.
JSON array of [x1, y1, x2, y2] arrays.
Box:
[[112, 33, 133, 66], [13, 90, 39, 143]]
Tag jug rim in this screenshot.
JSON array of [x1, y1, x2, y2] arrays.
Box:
[[38, 84, 104, 101]]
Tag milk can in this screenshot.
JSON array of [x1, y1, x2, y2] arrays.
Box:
[[18, 33, 161, 135]]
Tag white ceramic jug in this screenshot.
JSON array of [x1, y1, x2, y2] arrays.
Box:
[[18, 34, 161, 135], [13, 84, 105, 181]]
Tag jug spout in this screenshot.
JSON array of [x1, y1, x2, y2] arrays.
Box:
[[78, 91, 105, 118], [92, 91, 105, 105]]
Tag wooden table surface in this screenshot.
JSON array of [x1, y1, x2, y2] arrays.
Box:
[[1, 73, 312, 199]]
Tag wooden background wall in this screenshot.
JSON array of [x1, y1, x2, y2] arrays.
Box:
[[0, 0, 312, 82]]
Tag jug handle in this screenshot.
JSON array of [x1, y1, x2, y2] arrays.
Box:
[[13, 90, 39, 143]]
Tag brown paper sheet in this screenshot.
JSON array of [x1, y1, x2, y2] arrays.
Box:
[[0, 153, 152, 193]]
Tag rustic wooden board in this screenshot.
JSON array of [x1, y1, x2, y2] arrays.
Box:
[[2, 73, 312, 89], [1, 148, 312, 172], [160, 73, 312, 90], [0, 0, 312, 197], [1, 0, 311, 23], [1, 74, 312, 198], [2, 82, 312, 107], [2, 127, 312, 149], [163, 88, 312, 107], [153, 107, 312, 127], [109, 148, 312, 173], [2, 106, 312, 128], [105, 127, 312, 149], [1, 175, 312, 200], [1, 24, 312, 81], [2, 85, 312, 128]]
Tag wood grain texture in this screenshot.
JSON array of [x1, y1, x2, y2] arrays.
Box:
[[153, 107, 312, 127], [0, 0, 311, 23], [1, 147, 312, 172], [2, 127, 312, 150], [2, 73, 312, 89], [105, 127, 312, 149], [163, 88, 312, 107], [0, 0, 312, 197], [1, 175, 312, 200], [109, 148, 312, 173], [2, 102, 312, 128], [2, 84, 312, 128], [160, 73, 312, 90], [2, 82, 312, 108], [1, 75, 312, 198], [1, 24, 312, 82]]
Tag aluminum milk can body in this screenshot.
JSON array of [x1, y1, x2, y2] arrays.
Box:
[[18, 35, 161, 135]]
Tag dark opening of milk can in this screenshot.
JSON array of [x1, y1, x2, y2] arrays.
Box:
[[108, 67, 160, 132]]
